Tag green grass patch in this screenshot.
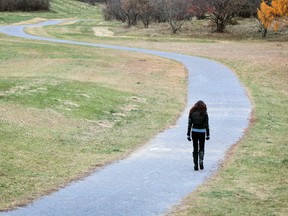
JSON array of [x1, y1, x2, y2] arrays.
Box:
[[0, 78, 131, 120]]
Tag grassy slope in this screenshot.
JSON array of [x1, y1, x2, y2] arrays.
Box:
[[0, 0, 186, 210], [0, 0, 102, 24]]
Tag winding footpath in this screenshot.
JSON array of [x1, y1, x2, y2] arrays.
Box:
[[0, 20, 252, 216]]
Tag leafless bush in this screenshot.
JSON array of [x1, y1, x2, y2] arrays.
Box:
[[206, 0, 247, 32], [105, 0, 127, 23], [0, 0, 50, 11], [188, 0, 210, 20], [237, 0, 262, 18], [158, 0, 192, 33]]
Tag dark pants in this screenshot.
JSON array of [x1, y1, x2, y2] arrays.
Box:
[[192, 132, 205, 170], [192, 131, 205, 153]]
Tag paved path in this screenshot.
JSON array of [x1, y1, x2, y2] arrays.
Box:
[[0, 20, 252, 216]]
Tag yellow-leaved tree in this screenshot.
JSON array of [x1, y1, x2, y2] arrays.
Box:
[[258, 0, 288, 37]]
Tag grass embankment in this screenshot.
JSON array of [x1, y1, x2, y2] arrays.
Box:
[[0, 0, 103, 24], [0, 1, 186, 210]]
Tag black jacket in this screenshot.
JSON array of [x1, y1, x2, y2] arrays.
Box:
[[187, 111, 210, 136]]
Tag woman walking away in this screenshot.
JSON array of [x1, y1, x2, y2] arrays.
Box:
[[187, 100, 210, 171]]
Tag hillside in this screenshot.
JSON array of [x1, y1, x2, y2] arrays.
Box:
[[0, 0, 102, 24]]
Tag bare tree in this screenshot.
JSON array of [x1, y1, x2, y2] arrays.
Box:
[[138, 0, 155, 28], [207, 0, 247, 32], [188, 0, 210, 20], [106, 0, 152, 27], [158, 0, 192, 33], [105, 0, 126, 22], [121, 0, 141, 26], [238, 0, 262, 18], [150, 0, 166, 23]]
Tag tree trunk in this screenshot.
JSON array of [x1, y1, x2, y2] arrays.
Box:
[[262, 28, 267, 38], [216, 20, 225, 33]]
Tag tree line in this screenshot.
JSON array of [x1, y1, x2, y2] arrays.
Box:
[[1, 0, 286, 37], [0, 0, 50, 11], [104, 0, 263, 33]]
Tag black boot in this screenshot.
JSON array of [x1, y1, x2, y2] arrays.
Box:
[[199, 151, 204, 170], [193, 152, 199, 171]]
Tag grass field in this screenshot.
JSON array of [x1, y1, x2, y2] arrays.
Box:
[[0, 1, 186, 210], [1, 0, 287, 214]]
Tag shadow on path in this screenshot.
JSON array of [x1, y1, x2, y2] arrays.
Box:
[[0, 20, 252, 216]]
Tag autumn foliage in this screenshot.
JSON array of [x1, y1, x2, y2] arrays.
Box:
[[258, 0, 288, 31]]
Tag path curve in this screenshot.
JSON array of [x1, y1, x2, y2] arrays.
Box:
[[0, 20, 252, 216]]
